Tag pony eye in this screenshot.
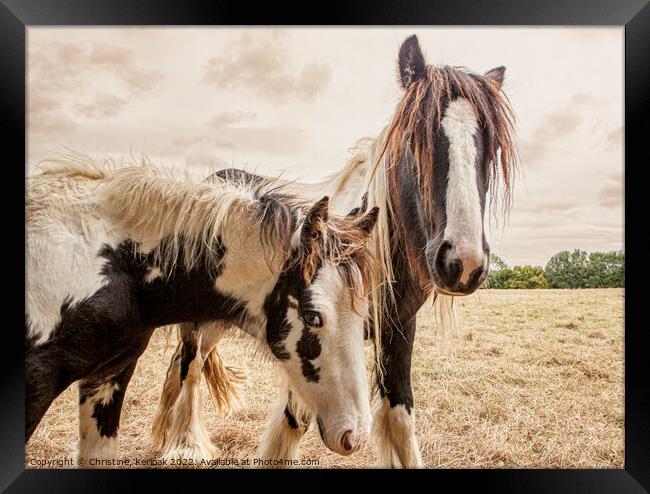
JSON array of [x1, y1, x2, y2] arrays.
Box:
[[302, 310, 323, 328]]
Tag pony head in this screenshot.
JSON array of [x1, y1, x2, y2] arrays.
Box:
[[264, 196, 379, 456], [381, 35, 517, 296]]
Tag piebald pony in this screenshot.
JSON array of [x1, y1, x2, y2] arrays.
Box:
[[25, 158, 380, 463]]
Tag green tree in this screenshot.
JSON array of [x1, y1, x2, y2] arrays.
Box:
[[483, 254, 511, 288], [585, 251, 625, 287], [506, 265, 549, 289], [485, 267, 513, 288], [544, 250, 590, 288], [484, 255, 549, 289], [489, 254, 508, 271], [545, 249, 624, 288]]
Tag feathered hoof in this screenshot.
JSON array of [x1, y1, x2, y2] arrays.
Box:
[[159, 441, 218, 467]]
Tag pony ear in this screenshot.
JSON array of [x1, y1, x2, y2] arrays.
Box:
[[398, 35, 427, 89], [301, 196, 329, 244], [353, 206, 379, 237], [484, 66, 506, 86]]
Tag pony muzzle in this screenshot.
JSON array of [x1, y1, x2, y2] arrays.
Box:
[[316, 414, 369, 456], [428, 239, 488, 294]]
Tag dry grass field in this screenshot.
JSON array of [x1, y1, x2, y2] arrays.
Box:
[[26, 288, 624, 469]]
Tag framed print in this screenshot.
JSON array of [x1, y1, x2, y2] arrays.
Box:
[[2, 0, 648, 491]]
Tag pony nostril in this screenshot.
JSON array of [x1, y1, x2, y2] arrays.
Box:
[[435, 240, 462, 287], [446, 258, 462, 285], [341, 430, 354, 451], [434, 240, 453, 274], [468, 263, 487, 287]]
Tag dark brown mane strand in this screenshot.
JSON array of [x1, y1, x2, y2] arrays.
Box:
[[251, 183, 301, 271], [377, 64, 518, 218]]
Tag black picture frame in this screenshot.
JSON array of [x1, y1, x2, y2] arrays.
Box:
[[2, 0, 648, 491]]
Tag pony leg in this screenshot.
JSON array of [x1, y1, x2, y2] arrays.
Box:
[[255, 388, 311, 468], [152, 321, 241, 451], [26, 342, 70, 442], [154, 324, 220, 463], [78, 362, 137, 467], [151, 338, 184, 452], [373, 397, 422, 468], [153, 320, 247, 456], [374, 316, 423, 468], [152, 322, 209, 452]]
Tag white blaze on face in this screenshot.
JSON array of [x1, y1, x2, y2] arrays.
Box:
[[282, 262, 371, 455], [441, 97, 484, 284]]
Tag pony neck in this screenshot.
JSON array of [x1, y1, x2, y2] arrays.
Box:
[[99, 166, 295, 330]]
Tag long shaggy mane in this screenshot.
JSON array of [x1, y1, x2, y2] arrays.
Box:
[[378, 64, 518, 217], [35, 156, 377, 300]]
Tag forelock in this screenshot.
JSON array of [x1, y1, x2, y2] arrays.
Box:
[[297, 214, 374, 294]]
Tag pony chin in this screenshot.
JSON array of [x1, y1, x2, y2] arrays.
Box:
[[434, 286, 468, 297]]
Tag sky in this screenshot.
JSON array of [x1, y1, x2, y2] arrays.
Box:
[[27, 27, 624, 266]]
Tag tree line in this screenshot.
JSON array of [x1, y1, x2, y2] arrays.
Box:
[[483, 249, 624, 289]]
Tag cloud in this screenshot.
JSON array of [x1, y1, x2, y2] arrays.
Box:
[[606, 127, 623, 148], [28, 110, 79, 136], [77, 93, 128, 119], [89, 42, 164, 95], [519, 92, 599, 167], [219, 126, 307, 154], [168, 109, 307, 159], [29, 93, 61, 114], [207, 111, 258, 129], [515, 195, 583, 215], [174, 124, 305, 157], [29, 41, 164, 97], [173, 134, 235, 151], [598, 174, 623, 208], [202, 32, 330, 103], [28, 40, 164, 134]]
